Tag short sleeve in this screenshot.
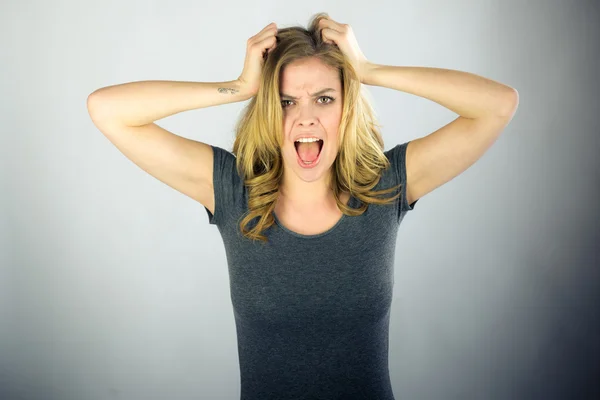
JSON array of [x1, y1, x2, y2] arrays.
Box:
[[204, 145, 244, 226], [384, 142, 418, 218]]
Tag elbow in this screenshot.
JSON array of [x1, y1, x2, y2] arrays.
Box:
[[87, 91, 112, 122], [498, 88, 519, 117]]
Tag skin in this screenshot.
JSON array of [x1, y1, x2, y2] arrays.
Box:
[[277, 56, 344, 211]]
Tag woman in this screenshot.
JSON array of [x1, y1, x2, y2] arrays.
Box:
[[87, 12, 518, 400]]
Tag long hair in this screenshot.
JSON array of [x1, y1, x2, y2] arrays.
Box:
[[232, 12, 402, 243]]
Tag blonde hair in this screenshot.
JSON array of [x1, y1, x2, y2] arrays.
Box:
[[232, 12, 402, 242]]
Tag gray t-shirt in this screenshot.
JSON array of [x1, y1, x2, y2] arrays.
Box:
[[204, 142, 418, 400]]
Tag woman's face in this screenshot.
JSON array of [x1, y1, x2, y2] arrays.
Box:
[[279, 57, 343, 185]]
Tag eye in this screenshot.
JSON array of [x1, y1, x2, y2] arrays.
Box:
[[318, 96, 335, 104], [281, 96, 336, 109]]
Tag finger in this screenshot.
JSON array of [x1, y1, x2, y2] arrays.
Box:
[[249, 23, 277, 45], [319, 17, 344, 31], [257, 35, 277, 57], [253, 24, 278, 45], [261, 22, 276, 32], [321, 27, 340, 46]]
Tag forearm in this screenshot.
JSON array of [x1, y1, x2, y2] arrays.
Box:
[[87, 79, 252, 127], [362, 63, 518, 118]]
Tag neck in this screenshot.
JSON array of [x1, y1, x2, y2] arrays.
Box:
[[279, 173, 335, 209]]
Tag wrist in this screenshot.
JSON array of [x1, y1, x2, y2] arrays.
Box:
[[361, 62, 380, 86], [233, 79, 257, 101]]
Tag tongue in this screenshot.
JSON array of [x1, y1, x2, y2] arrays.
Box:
[[296, 141, 320, 162]]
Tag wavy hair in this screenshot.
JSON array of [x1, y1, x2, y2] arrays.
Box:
[[232, 12, 402, 243]]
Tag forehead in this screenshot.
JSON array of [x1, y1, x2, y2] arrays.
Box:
[[280, 58, 341, 92]]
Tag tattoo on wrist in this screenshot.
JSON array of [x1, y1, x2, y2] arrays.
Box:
[[218, 87, 239, 95]]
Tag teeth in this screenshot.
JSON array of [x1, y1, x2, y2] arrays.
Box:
[[295, 138, 321, 143]]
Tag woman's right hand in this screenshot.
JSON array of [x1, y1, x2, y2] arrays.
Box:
[[237, 22, 278, 98]]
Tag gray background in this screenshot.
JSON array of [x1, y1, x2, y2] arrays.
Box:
[[2, 0, 599, 399]]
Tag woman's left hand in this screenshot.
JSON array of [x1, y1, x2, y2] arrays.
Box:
[[318, 17, 371, 83]]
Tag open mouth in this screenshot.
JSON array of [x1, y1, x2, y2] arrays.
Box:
[[294, 139, 324, 166], [294, 139, 324, 155]]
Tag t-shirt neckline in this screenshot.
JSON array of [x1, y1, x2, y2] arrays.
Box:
[[272, 195, 356, 239]]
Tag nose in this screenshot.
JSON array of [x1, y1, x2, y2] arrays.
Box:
[[297, 106, 318, 127], [299, 119, 316, 128]]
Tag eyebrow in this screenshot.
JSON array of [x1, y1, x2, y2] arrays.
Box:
[[279, 88, 337, 100]]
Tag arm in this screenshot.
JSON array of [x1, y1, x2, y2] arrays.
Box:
[[362, 64, 518, 118], [362, 63, 519, 205], [85, 78, 252, 212], [87, 79, 253, 127]]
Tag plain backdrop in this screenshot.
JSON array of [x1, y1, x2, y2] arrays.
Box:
[[2, 0, 599, 399]]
